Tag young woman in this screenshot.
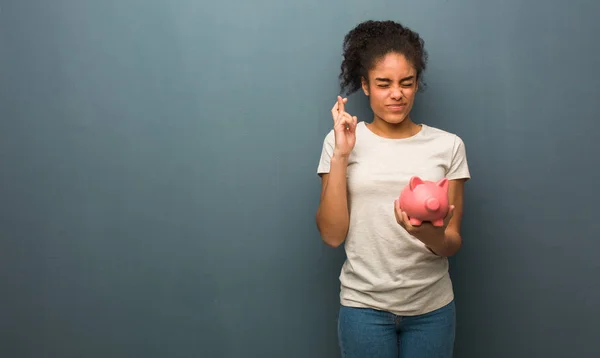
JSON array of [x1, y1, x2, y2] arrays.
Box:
[[315, 20, 471, 358]]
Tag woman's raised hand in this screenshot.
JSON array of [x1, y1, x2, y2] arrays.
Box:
[[331, 96, 358, 158]]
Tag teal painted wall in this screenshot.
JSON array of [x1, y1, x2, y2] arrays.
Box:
[[1, 1, 598, 357]]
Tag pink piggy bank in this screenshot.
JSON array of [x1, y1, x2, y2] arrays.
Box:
[[398, 176, 449, 227]]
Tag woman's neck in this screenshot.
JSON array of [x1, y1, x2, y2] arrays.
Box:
[[367, 116, 422, 139]]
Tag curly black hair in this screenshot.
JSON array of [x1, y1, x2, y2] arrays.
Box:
[[339, 20, 428, 95]]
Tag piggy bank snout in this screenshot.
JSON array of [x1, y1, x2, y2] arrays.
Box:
[[425, 197, 440, 212]]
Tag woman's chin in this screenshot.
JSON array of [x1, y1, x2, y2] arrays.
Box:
[[377, 114, 409, 125]]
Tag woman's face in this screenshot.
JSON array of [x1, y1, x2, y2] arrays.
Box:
[[361, 52, 418, 125]]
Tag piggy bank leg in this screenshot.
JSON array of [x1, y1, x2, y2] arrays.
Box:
[[409, 217, 423, 226], [431, 219, 444, 227]]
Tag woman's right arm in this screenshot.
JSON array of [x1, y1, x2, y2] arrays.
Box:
[[315, 96, 357, 248], [316, 154, 350, 247]]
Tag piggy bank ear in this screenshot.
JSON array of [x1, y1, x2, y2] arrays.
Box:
[[409, 176, 424, 190], [436, 178, 449, 190]]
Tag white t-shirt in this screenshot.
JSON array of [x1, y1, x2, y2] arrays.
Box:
[[317, 121, 471, 316]]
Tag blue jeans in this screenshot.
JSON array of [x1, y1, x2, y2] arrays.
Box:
[[337, 300, 456, 358]]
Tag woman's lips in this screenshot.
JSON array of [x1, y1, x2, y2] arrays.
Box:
[[386, 104, 406, 111]]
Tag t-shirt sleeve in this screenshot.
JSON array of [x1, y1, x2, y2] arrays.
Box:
[[317, 130, 335, 175], [446, 135, 471, 180]]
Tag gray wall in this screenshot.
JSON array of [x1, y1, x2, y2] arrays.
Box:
[[1, 0, 598, 357]]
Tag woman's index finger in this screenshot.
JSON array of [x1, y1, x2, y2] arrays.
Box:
[[338, 96, 345, 113]]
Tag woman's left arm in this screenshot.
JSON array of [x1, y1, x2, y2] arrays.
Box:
[[427, 178, 466, 257]]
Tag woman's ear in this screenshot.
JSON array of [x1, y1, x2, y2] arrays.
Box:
[[361, 77, 370, 96]]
